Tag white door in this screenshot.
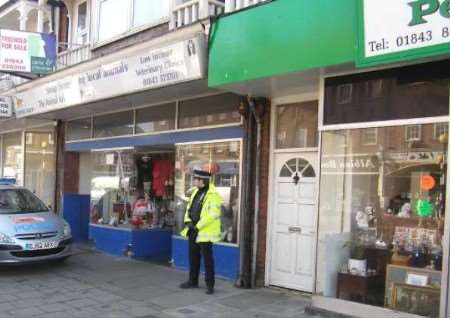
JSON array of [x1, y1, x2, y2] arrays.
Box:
[[270, 153, 318, 292]]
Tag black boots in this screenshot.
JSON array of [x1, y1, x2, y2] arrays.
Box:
[[179, 281, 214, 295], [179, 281, 198, 289], [205, 286, 214, 295]]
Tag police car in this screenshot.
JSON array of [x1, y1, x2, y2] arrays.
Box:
[[0, 180, 72, 264]]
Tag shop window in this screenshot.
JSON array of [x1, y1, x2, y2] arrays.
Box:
[[93, 111, 134, 138], [135, 103, 176, 134], [317, 123, 446, 317], [24, 131, 56, 207], [97, 0, 169, 43], [177, 94, 241, 129], [175, 141, 241, 243], [89, 150, 135, 225], [362, 128, 378, 145], [276, 101, 318, 149], [406, 125, 421, 142], [66, 118, 92, 141], [324, 61, 450, 125], [433, 123, 448, 140], [2, 133, 23, 186]]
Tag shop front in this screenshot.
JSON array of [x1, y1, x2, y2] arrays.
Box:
[[206, 0, 450, 315], [314, 61, 450, 318], [68, 92, 243, 280], [5, 23, 244, 280]]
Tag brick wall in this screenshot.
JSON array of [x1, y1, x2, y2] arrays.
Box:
[[255, 99, 271, 286], [55, 121, 80, 213]]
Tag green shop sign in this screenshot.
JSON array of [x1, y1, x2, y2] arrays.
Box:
[[357, 0, 450, 67]]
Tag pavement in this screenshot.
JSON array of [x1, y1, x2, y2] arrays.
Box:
[[0, 243, 318, 318]]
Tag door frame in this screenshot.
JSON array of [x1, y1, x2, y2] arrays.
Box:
[[265, 92, 321, 291]]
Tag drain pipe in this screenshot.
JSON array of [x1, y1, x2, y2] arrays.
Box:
[[237, 98, 253, 288], [248, 97, 264, 288]]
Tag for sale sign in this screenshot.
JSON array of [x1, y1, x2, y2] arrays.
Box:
[[0, 29, 56, 74], [357, 0, 450, 67]]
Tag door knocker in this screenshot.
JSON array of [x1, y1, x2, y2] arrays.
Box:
[[293, 172, 300, 185]]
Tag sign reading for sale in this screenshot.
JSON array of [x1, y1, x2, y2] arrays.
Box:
[[0, 29, 56, 74]]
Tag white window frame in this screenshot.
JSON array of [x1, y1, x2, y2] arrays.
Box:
[[94, 0, 170, 47], [336, 83, 353, 105], [405, 125, 422, 142], [433, 122, 449, 140], [74, 0, 89, 45], [361, 127, 378, 146]]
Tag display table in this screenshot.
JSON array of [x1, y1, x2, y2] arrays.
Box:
[[89, 224, 172, 259], [337, 272, 384, 305]]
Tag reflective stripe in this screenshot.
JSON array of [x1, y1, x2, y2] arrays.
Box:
[[209, 203, 221, 210]]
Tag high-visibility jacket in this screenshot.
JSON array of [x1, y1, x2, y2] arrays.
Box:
[[180, 184, 223, 243]]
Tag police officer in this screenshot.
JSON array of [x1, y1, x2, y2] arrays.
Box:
[[179, 170, 223, 295]]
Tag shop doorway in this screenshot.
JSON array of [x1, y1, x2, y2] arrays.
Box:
[[269, 152, 318, 292]]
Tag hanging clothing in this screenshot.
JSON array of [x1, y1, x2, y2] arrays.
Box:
[[152, 160, 173, 197], [136, 158, 153, 189]]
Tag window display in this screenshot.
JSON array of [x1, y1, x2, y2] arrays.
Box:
[[174, 141, 241, 244], [317, 123, 447, 317], [89, 150, 176, 230]]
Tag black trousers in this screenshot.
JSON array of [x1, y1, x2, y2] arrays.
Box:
[[188, 233, 215, 288]]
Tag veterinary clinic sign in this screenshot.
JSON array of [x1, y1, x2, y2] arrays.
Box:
[[0, 29, 56, 74], [14, 36, 205, 118], [357, 0, 450, 67]]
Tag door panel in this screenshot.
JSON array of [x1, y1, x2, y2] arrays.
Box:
[[270, 153, 318, 292], [274, 232, 292, 273], [295, 234, 314, 275]]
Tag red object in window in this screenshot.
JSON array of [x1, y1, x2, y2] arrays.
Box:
[[152, 160, 174, 197], [203, 163, 220, 174]]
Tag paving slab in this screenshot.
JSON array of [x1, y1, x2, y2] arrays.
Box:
[[0, 243, 316, 318]]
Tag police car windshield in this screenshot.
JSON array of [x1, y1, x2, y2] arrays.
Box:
[[0, 189, 49, 214]]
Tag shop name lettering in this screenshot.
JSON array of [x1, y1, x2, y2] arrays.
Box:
[[37, 81, 73, 108], [79, 62, 129, 84], [366, 0, 450, 55], [135, 49, 184, 87], [321, 159, 376, 170], [409, 0, 450, 26]]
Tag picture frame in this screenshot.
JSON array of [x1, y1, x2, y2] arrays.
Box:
[[391, 283, 440, 318], [406, 273, 429, 287]]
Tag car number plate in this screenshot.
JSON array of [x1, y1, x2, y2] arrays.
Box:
[[25, 241, 58, 250]]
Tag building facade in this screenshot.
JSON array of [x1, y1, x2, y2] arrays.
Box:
[[0, 0, 268, 281], [208, 0, 450, 317]]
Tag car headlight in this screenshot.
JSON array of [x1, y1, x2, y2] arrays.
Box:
[[63, 222, 71, 238], [0, 232, 14, 244]]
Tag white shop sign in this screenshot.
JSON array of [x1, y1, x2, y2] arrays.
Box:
[[0, 96, 12, 118], [360, 0, 450, 63], [14, 36, 205, 118]]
